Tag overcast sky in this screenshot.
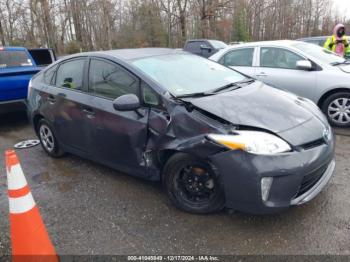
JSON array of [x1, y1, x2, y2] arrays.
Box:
[[333, 0, 350, 19]]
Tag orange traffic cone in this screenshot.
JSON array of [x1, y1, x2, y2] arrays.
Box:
[[5, 150, 58, 262]]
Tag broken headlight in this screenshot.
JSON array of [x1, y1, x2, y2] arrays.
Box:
[[208, 131, 291, 155]]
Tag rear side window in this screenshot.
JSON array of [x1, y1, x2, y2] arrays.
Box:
[[185, 42, 202, 53], [55, 59, 85, 90], [43, 65, 57, 85], [88, 58, 139, 100], [28, 49, 55, 66], [260, 47, 304, 69], [221, 48, 254, 67], [0, 51, 33, 68]]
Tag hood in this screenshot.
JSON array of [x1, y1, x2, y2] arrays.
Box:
[[333, 23, 345, 40], [184, 82, 326, 144], [338, 64, 350, 73]]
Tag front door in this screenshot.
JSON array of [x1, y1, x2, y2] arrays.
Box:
[[86, 57, 149, 175], [256, 47, 317, 100]]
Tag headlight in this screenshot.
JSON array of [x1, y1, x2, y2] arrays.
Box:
[[208, 131, 291, 155]]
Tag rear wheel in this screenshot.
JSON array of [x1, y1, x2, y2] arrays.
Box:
[[37, 119, 64, 157], [163, 153, 225, 214], [322, 92, 350, 127]]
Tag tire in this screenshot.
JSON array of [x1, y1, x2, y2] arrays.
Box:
[[322, 92, 350, 128], [163, 153, 225, 214], [37, 119, 64, 157]]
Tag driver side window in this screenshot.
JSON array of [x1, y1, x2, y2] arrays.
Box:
[[88, 58, 139, 99], [221, 48, 254, 67], [260, 47, 304, 70]]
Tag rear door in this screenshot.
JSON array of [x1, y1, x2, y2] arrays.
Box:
[[42, 57, 92, 155], [86, 57, 149, 175], [255, 46, 317, 99], [218, 47, 256, 76]]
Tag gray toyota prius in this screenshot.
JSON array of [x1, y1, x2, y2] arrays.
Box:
[[27, 48, 335, 214]]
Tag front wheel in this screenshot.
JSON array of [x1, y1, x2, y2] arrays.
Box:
[[322, 92, 350, 127], [163, 153, 225, 214], [37, 119, 64, 157]]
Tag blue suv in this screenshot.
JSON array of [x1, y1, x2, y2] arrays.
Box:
[[0, 46, 55, 113]]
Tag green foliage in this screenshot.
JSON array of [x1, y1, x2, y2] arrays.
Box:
[[9, 38, 25, 47], [136, 1, 167, 47], [113, 1, 167, 49], [232, 11, 249, 42], [65, 40, 82, 54]]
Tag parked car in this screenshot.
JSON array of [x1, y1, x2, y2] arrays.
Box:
[[298, 36, 350, 60], [28, 48, 335, 215], [183, 39, 228, 58], [0, 46, 55, 113], [297, 36, 329, 47], [210, 40, 350, 127]]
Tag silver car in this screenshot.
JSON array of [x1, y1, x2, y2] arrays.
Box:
[[209, 40, 350, 127]]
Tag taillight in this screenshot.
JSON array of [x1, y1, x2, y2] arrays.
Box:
[[0, 47, 4, 51]]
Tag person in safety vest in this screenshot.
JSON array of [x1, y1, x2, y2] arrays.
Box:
[[324, 23, 350, 57]]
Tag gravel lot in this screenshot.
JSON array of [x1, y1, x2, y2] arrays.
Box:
[[0, 112, 349, 256]]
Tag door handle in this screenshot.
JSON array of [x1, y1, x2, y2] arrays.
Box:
[[82, 107, 95, 118], [47, 95, 56, 104], [256, 72, 268, 77]]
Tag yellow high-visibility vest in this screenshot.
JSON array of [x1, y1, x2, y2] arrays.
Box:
[[324, 35, 350, 55]]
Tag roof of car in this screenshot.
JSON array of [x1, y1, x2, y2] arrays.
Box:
[[297, 36, 329, 40], [230, 40, 299, 47], [0, 46, 28, 51], [186, 39, 222, 42], [68, 48, 187, 61], [218, 40, 320, 51]]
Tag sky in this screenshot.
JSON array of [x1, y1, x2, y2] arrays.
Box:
[[332, 0, 350, 19]]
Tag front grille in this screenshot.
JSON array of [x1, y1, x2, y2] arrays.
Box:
[[295, 164, 328, 197], [300, 138, 325, 150]]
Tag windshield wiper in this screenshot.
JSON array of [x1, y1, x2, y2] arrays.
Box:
[[176, 92, 214, 98], [209, 78, 255, 94], [331, 60, 350, 66], [176, 78, 255, 98]]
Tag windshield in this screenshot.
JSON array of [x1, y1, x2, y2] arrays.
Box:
[[292, 42, 345, 65], [0, 51, 33, 68], [208, 40, 228, 49], [132, 54, 246, 96]]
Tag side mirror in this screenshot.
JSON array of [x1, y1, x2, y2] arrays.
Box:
[[200, 45, 212, 52], [113, 94, 140, 111], [296, 60, 313, 71]]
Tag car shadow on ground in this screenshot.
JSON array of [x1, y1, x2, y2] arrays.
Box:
[[0, 111, 29, 131]]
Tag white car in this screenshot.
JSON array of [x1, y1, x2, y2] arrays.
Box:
[[210, 40, 350, 127]]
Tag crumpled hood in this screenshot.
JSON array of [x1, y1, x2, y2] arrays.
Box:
[[184, 81, 327, 145]]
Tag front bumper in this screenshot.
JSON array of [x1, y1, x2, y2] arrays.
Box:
[[290, 160, 335, 206], [209, 136, 335, 214]]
